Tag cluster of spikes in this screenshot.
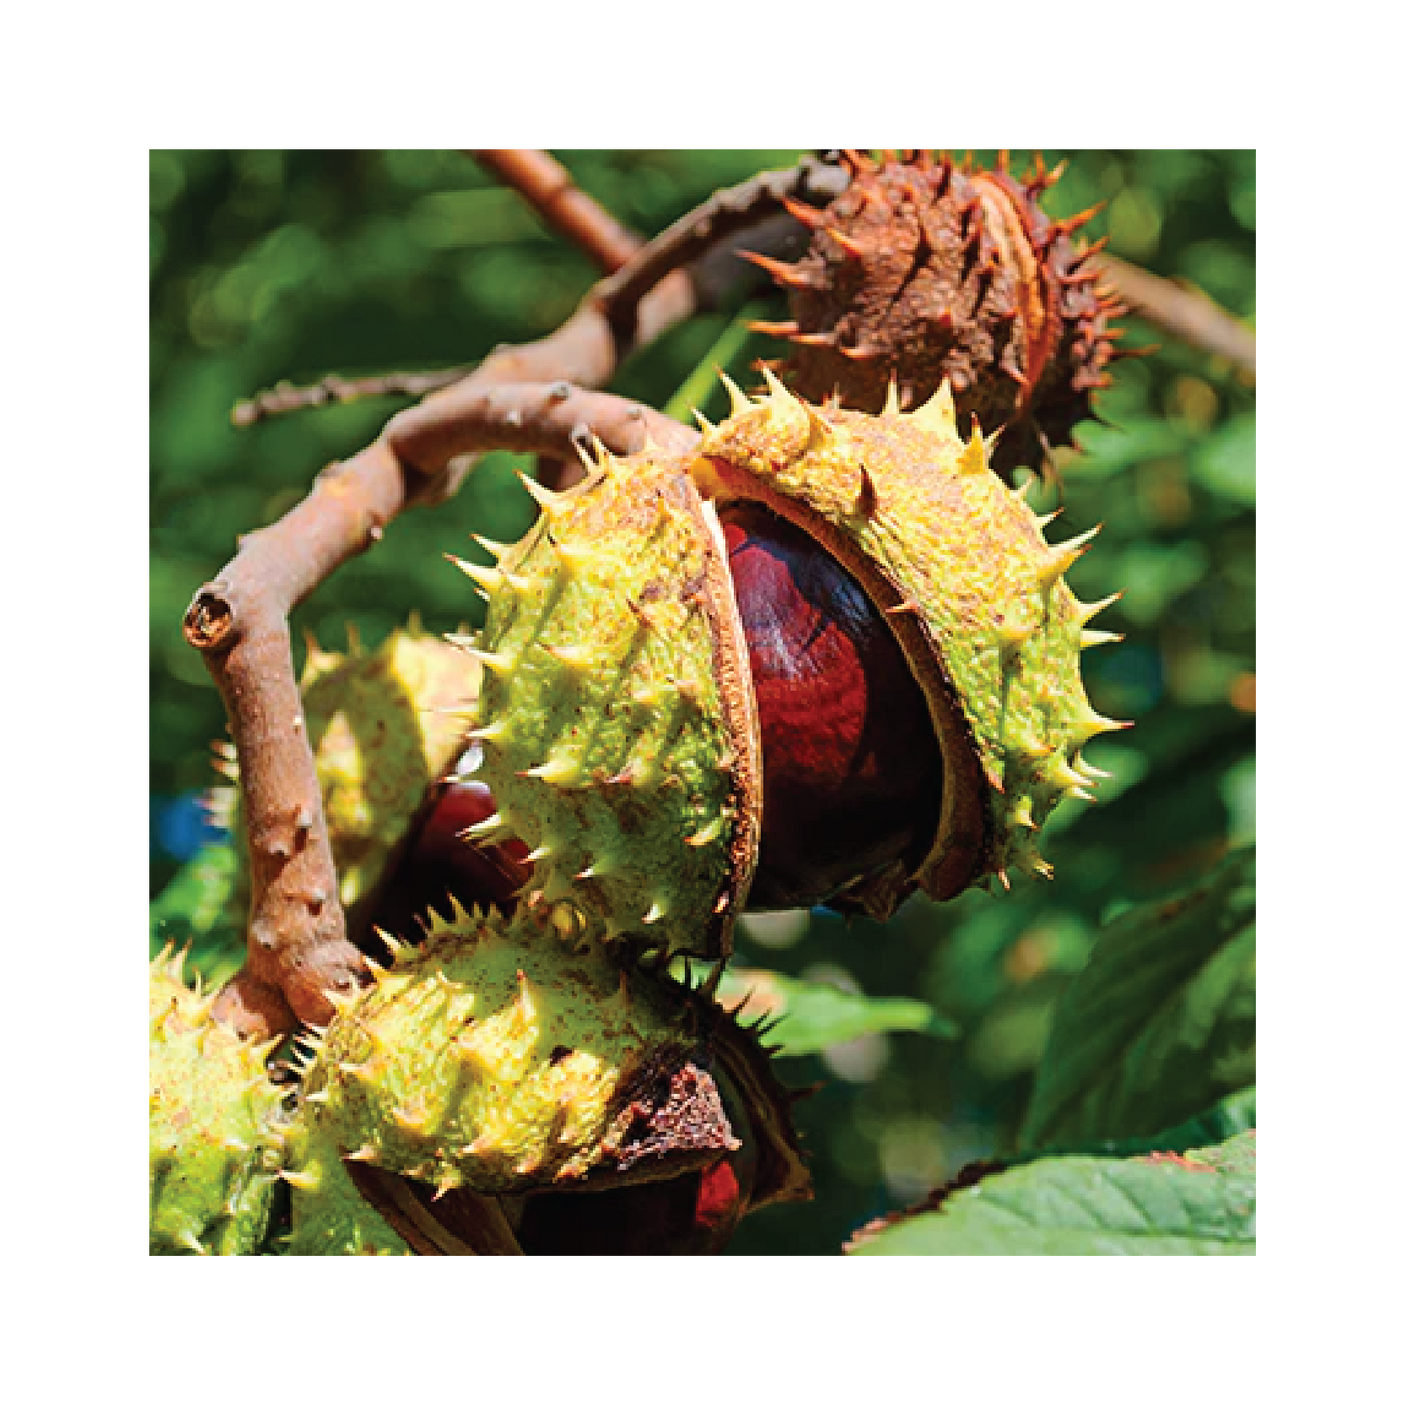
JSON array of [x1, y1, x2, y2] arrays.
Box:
[[448, 429, 761, 966], [744, 149, 1133, 479]]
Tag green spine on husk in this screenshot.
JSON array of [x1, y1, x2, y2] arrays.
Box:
[[149, 948, 285, 1255], [301, 623, 484, 912], [693, 371, 1128, 902], [458, 443, 760, 960], [211, 623, 483, 924]]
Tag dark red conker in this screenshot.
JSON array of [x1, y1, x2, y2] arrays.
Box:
[[722, 501, 941, 911]]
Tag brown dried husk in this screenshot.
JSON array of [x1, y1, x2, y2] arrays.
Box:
[[751, 150, 1125, 479]]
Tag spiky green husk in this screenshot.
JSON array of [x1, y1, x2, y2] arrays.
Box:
[[461, 446, 760, 960], [211, 623, 483, 927], [149, 949, 285, 1255], [280, 1122, 411, 1255], [286, 902, 740, 1212], [301, 624, 484, 912], [693, 373, 1126, 901]]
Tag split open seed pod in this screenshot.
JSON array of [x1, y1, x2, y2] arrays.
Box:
[[280, 901, 808, 1254], [691, 371, 1127, 913]]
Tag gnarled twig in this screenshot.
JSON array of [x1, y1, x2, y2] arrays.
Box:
[[588, 155, 849, 343]]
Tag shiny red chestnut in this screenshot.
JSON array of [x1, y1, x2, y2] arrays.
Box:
[[722, 501, 941, 911], [366, 743, 532, 942]]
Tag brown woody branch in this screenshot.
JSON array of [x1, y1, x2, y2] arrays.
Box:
[[189, 384, 696, 1040], [469, 149, 643, 275], [588, 155, 849, 343], [189, 152, 1256, 1046], [186, 444, 404, 1039]]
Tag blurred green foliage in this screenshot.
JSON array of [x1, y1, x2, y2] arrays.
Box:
[[150, 149, 1253, 1255]]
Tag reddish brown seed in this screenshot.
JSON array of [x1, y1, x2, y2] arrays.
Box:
[[366, 748, 532, 942], [722, 502, 941, 911]]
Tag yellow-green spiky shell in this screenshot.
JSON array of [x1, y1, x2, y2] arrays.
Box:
[[280, 1122, 412, 1255], [693, 373, 1126, 898], [149, 949, 285, 1255], [300, 623, 484, 913], [217, 624, 484, 928], [290, 902, 739, 1204], [462, 447, 760, 959]]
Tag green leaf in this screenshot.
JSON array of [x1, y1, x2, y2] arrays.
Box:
[[1030, 1086, 1256, 1162], [848, 1131, 1256, 1256], [1019, 846, 1255, 1151], [710, 966, 958, 1057]]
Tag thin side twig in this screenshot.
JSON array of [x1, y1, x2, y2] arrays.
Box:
[[232, 368, 474, 428]]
